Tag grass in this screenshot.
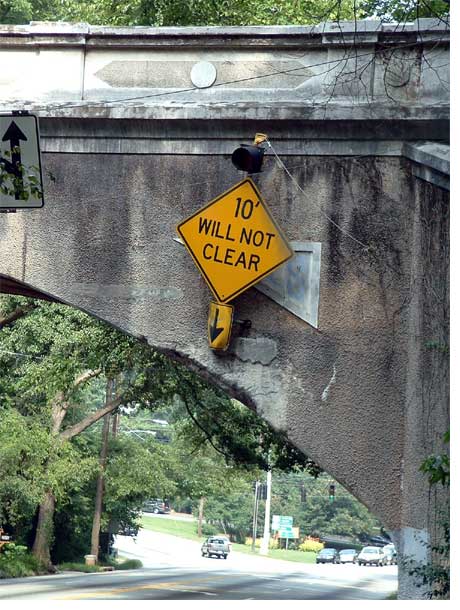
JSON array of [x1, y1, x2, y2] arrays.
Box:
[[57, 562, 101, 573], [141, 515, 198, 540], [386, 592, 398, 600], [57, 558, 143, 573], [141, 516, 316, 564]]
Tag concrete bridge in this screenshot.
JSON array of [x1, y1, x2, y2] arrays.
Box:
[[0, 21, 449, 598]]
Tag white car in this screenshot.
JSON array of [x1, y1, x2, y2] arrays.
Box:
[[383, 543, 397, 565], [357, 546, 387, 566]]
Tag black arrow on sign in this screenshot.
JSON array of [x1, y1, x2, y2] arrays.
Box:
[[209, 307, 225, 344], [1, 120, 28, 200]]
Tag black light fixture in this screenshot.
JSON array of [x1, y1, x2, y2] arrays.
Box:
[[231, 133, 267, 174]]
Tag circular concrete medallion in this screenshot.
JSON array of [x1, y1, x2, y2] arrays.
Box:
[[190, 61, 217, 89]]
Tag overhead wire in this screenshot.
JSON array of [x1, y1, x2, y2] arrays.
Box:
[[266, 140, 369, 249]]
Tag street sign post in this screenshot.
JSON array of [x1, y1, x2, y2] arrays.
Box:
[[0, 113, 44, 210], [177, 178, 293, 303], [207, 301, 234, 350]]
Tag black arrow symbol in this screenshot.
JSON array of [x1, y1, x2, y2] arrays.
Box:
[[209, 307, 225, 344], [1, 121, 27, 200]]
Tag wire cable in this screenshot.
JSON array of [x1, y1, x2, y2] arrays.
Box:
[[266, 140, 369, 249], [21, 34, 449, 113]]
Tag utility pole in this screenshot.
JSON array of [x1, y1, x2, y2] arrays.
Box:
[[259, 469, 272, 556], [90, 379, 113, 560], [251, 481, 260, 553]]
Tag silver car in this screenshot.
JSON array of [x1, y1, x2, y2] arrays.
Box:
[[339, 549, 358, 564], [201, 537, 231, 559], [357, 546, 387, 566]]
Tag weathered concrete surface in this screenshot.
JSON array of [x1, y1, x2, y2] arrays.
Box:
[[0, 23, 449, 599]]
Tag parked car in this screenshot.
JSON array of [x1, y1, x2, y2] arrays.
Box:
[[338, 549, 358, 564], [143, 499, 171, 514], [383, 543, 397, 565], [201, 537, 231, 559], [316, 548, 339, 564], [357, 546, 387, 566]]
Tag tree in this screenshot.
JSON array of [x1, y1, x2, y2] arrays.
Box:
[[0, 1, 449, 27], [0, 296, 177, 566], [0, 295, 321, 566], [360, 0, 449, 21], [0, 0, 358, 26]]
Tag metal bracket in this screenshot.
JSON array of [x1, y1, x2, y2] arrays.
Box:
[[255, 241, 322, 328]]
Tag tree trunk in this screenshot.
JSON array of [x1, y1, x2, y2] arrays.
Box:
[[90, 380, 113, 560], [197, 496, 206, 537], [32, 489, 55, 569]]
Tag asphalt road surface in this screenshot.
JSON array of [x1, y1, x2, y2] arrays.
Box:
[[0, 527, 398, 600]]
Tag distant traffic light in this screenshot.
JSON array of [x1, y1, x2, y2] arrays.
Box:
[[329, 484, 335, 503]]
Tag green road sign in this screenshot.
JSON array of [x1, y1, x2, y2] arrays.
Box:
[[272, 515, 293, 530], [278, 527, 296, 539]]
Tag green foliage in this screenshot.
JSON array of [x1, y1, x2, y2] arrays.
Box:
[[0, 0, 449, 27], [0, 295, 372, 568], [0, 544, 45, 578], [0, 156, 42, 202], [270, 473, 381, 540], [420, 430, 450, 486], [360, 0, 449, 22], [113, 558, 143, 570], [402, 431, 450, 599], [0, 0, 359, 26], [172, 378, 321, 474], [56, 561, 101, 573], [200, 523, 219, 537], [57, 558, 142, 571]]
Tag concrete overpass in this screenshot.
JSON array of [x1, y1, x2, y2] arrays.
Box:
[[0, 20, 449, 598]]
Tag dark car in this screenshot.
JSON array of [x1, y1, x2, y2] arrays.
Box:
[[338, 549, 358, 564], [316, 548, 339, 564], [143, 499, 171, 514]]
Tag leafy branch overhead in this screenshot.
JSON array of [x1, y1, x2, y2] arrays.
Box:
[[0, 0, 449, 27]]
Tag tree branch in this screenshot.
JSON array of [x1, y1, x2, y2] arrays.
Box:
[[73, 369, 102, 389], [0, 305, 36, 330], [60, 395, 123, 441]]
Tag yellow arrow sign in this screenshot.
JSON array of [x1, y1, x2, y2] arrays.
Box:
[[208, 301, 234, 350], [177, 178, 293, 303]]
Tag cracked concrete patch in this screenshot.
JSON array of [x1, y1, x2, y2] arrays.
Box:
[[231, 337, 278, 365]]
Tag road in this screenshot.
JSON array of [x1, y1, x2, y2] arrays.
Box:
[[0, 525, 398, 600]]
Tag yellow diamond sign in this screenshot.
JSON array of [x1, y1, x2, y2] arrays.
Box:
[[177, 178, 293, 303]]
